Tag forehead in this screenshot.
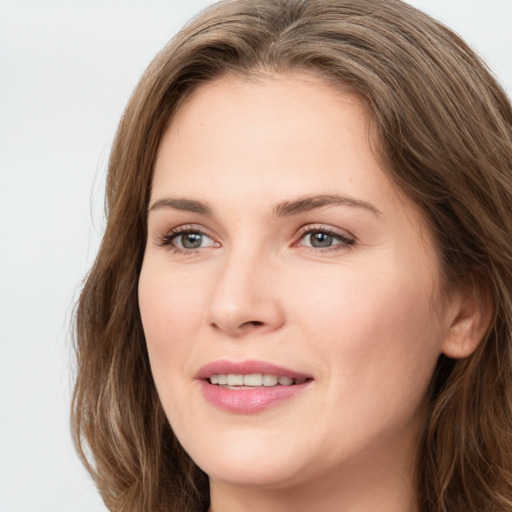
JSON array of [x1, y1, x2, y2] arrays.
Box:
[[152, 72, 387, 202]]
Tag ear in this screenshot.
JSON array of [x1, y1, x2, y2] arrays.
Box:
[[442, 280, 494, 359]]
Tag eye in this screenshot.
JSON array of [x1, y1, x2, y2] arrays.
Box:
[[297, 226, 354, 251], [173, 231, 214, 250], [157, 226, 219, 252]]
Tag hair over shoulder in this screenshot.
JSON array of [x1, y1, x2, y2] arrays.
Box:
[[72, 1, 512, 511]]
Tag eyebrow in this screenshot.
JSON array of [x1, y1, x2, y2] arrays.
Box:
[[149, 197, 211, 215], [148, 194, 381, 217], [274, 194, 381, 217]]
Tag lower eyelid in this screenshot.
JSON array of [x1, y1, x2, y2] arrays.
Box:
[[303, 239, 353, 251]]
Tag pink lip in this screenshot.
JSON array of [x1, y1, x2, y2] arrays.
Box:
[[196, 359, 313, 414]]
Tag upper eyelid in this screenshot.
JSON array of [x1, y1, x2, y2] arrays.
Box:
[[170, 224, 205, 233], [296, 223, 355, 239], [165, 223, 352, 237], [165, 223, 216, 238]]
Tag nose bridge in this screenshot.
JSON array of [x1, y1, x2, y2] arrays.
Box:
[[207, 241, 283, 335]]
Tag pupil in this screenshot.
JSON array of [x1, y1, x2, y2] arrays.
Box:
[[311, 232, 333, 248], [182, 233, 202, 248]]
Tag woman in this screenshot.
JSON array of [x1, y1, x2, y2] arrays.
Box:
[[71, 0, 512, 511]]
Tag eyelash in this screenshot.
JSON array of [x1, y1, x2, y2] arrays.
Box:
[[296, 225, 355, 253], [156, 224, 355, 255], [156, 225, 216, 255]]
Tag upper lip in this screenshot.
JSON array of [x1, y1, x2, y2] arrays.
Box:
[[195, 359, 312, 380]]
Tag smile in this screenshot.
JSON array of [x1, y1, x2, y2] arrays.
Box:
[[197, 360, 313, 413], [209, 374, 308, 387]]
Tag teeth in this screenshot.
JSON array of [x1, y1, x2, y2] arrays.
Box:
[[244, 374, 263, 386], [262, 374, 278, 386], [227, 374, 244, 386], [209, 373, 305, 387]]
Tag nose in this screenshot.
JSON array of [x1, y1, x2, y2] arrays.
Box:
[[207, 249, 285, 337]]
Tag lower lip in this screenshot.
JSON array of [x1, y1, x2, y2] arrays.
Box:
[[199, 380, 311, 413]]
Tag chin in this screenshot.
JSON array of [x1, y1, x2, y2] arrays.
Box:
[[200, 457, 307, 490], [180, 426, 314, 489]]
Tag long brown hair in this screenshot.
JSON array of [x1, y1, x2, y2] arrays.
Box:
[[71, 1, 512, 510]]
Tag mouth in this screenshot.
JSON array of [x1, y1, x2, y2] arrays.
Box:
[[196, 360, 313, 413], [209, 373, 308, 388]]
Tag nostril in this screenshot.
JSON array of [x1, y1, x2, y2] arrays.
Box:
[[209, 320, 264, 331], [245, 321, 263, 327]]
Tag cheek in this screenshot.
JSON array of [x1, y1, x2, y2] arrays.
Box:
[[294, 261, 437, 339], [138, 264, 206, 349], [290, 261, 442, 398], [138, 261, 212, 413], [138, 262, 208, 421]]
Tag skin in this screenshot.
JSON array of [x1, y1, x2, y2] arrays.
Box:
[[138, 73, 483, 512]]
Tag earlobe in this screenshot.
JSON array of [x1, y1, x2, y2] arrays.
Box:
[[441, 282, 494, 359]]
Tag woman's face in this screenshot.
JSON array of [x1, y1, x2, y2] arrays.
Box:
[[139, 74, 456, 493]]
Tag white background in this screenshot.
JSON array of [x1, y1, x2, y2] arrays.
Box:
[[1, 1, 510, 511]]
